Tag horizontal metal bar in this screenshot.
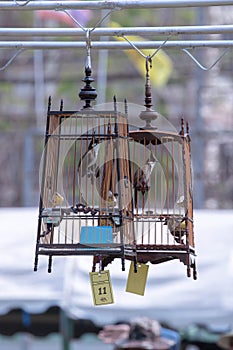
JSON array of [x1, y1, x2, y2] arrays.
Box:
[[2, 25, 233, 37], [1, 0, 233, 10], [0, 40, 232, 49]]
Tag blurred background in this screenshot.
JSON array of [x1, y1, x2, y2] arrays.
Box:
[[1, 4, 233, 209], [0, 2, 232, 350]]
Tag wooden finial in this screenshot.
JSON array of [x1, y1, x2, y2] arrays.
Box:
[[79, 65, 97, 109], [144, 56, 153, 110], [113, 95, 117, 112], [124, 98, 128, 115], [47, 96, 51, 113], [139, 56, 158, 129], [180, 118, 185, 136], [107, 122, 111, 134], [60, 99, 63, 111]]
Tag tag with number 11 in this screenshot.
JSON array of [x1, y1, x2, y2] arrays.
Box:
[[89, 270, 114, 306]]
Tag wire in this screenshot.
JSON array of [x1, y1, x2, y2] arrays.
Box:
[[62, 9, 86, 32], [59, 8, 114, 33], [121, 34, 173, 59], [182, 47, 230, 71], [0, 48, 24, 71], [14, 0, 32, 6]]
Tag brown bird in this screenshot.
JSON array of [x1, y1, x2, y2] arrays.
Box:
[[78, 135, 100, 179], [134, 154, 157, 209], [164, 217, 186, 244]]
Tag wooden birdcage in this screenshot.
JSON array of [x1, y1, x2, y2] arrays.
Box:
[[126, 119, 196, 279], [34, 98, 137, 273], [34, 57, 196, 279]]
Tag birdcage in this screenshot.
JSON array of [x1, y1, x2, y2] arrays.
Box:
[[34, 55, 196, 279], [127, 118, 196, 279], [95, 58, 196, 279], [34, 102, 138, 273]]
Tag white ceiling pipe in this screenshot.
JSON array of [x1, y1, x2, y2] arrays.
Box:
[[1, 0, 233, 10], [0, 40, 232, 49], [1, 25, 233, 37]]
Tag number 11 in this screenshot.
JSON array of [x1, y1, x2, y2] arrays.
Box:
[[98, 286, 107, 295]]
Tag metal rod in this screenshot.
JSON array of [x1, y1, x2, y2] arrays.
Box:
[[1, 0, 233, 10], [0, 40, 232, 49], [2, 25, 233, 37]]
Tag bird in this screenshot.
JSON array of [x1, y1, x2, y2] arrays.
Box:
[[78, 135, 100, 179], [133, 153, 157, 209], [164, 217, 186, 244], [50, 192, 64, 207], [176, 195, 185, 207], [106, 190, 118, 208], [41, 193, 64, 237]]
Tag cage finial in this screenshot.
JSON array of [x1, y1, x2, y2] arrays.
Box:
[[180, 118, 185, 136], [113, 95, 117, 112], [47, 96, 51, 113], [79, 30, 97, 109], [124, 98, 128, 115], [60, 99, 63, 111], [139, 56, 158, 129]]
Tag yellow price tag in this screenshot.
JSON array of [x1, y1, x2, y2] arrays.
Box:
[[89, 270, 114, 306], [126, 262, 149, 296]]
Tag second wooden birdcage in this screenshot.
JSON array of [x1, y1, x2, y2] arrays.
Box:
[[127, 119, 196, 279]]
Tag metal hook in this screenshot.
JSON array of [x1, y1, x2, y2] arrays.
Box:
[[182, 48, 229, 71], [85, 29, 92, 69], [86, 29, 91, 51], [146, 55, 152, 75], [98, 256, 102, 275]]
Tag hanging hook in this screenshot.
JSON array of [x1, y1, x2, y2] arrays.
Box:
[[144, 55, 153, 110], [85, 29, 92, 70], [146, 55, 152, 75], [79, 28, 97, 108], [86, 29, 91, 51], [98, 256, 103, 275]]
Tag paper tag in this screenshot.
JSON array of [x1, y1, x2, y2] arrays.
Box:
[[126, 262, 149, 296], [89, 270, 114, 306]]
